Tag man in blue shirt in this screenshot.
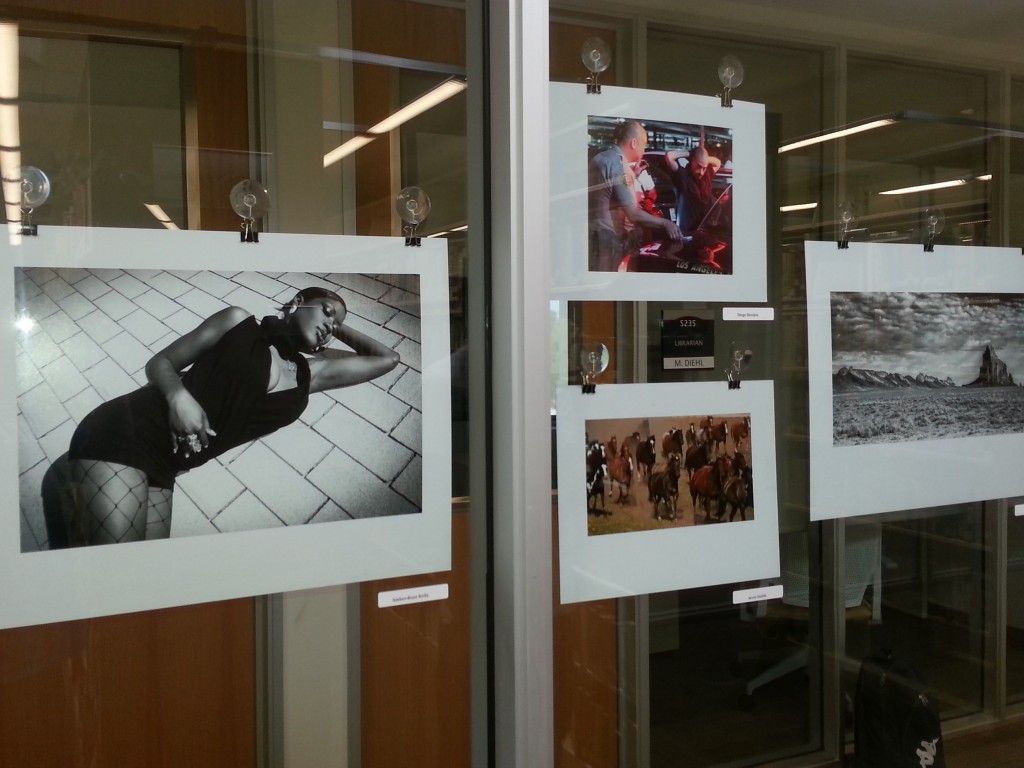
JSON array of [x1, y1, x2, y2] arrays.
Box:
[[587, 120, 682, 271]]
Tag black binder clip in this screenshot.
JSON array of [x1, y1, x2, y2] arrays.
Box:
[[837, 202, 855, 249], [404, 224, 421, 247], [726, 344, 753, 390], [581, 372, 596, 394], [240, 219, 259, 243], [923, 208, 944, 253]]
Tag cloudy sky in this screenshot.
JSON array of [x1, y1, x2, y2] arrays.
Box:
[[830, 292, 1024, 384]]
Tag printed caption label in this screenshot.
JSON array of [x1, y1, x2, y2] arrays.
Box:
[[732, 584, 784, 604], [378, 583, 449, 608], [723, 307, 775, 321]]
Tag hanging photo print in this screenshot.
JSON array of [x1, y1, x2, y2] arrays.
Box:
[[549, 83, 767, 302], [1, 227, 452, 628], [806, 241, 1024, 519]]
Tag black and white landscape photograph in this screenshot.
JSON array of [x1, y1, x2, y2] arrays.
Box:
[[831, 291, 1024, 446]]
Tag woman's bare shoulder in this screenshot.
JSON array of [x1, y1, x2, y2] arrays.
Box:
[[209, 305, 252, 329]]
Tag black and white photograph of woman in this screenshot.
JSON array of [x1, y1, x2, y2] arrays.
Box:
[[18, 266, 425, 550]]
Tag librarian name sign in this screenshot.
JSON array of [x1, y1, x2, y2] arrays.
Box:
[[662, 310, 714, 370]]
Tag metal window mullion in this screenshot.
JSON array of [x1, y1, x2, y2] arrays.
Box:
[[489, 1, 555, 767]]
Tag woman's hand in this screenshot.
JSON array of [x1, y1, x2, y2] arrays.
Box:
[[145, 306, 246, 457], [167, 389, 217, 458]]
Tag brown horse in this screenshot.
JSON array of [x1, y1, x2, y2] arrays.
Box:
[[605, 435, 618, 464], [706, 421, 730, 456], [661, 428, 685, 458], [636, 435, 657, 480], [606, 443, 634, 503], [683, 439, 710, 479], [730, 416, 751, 452], [720, 467, 749, 521], [689, 454, 733, 521]]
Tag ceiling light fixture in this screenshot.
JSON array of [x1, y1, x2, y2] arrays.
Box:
[[144, 203, 180, 230], [878, 172, 990, 196], [778, 118, 898, 154], [0, 22, 21, 234], [780, 202, 818, 212], [427, 224, 469, 238], [324, 77, 467, 169]]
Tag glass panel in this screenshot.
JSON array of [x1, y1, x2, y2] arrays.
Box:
[[845, 57, 992, 248], [1008, 501, 1024, 705], [551, 19, 829, 768], [549, 11, 1015, 768], [1011, 78, 1024, 251], [847, 505, 986, 717], [1, 3, 481, 767], [18, 36, 185, 229]]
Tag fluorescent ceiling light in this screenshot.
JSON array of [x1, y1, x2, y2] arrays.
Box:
[[778, 118, 897, 154], [879, 172, 991, 196], [0, 22, 17, 99], [879, 179, 967, 195], [0, 22, 20, 235], [427, 224, 468, 238], [145, 203, 180, 230], [780, 202, 818, 212], [324, 77, 466, 168], [323, 135, 375, 168], [369, 78, 466, 133]]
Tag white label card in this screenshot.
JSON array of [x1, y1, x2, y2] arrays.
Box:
[[723, 307, 775, 321], [732, 584, 784, 604], [377, 584, 449, 608]]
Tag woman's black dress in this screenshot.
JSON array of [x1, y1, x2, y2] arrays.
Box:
[[68, 316, 310, 489]]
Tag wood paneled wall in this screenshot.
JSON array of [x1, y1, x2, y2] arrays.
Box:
[[0, 600, 256, 768]]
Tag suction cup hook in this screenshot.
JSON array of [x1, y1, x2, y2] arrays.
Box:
[[581, 37, 611, 94], [837, 201, 857, 249], [18, 166, 51, 236], [923, 207, 945, 252], [580, 342, 609, 394], [726, 342, 753, 390], [230, 179, 269, 243], [396, 186, 431, 246], [718, 55, 744, 108]]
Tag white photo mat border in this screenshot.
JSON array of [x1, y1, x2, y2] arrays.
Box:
[[805, 240, 1024, 520], [549, 83, 767, 302], [555, 380, 779, 604], [0, 227, 452, 629]]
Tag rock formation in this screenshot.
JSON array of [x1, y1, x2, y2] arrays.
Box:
[[834, 344, 1015, 391], [965, 344, 1016, 387]]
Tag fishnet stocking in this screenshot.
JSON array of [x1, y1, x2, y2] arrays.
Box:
[[70, 459, 157, 545], [146, 487, 174, 540]]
